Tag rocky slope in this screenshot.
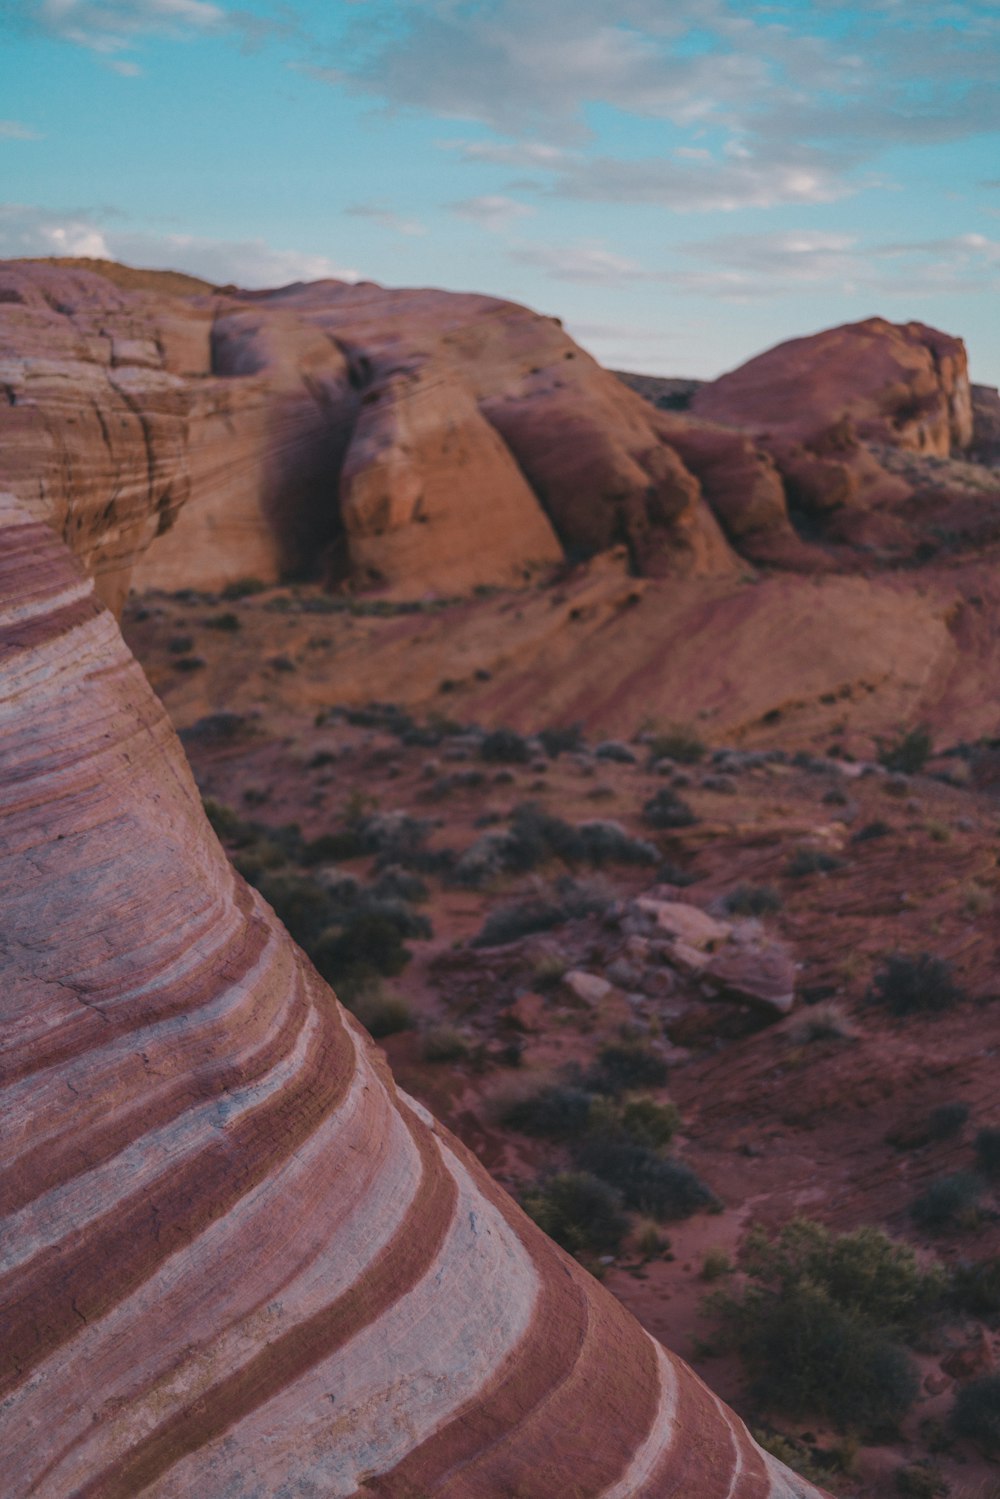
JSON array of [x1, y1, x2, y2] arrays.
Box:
[[0, 498, 829, 1492]]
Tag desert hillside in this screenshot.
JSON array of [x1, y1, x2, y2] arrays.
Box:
[[3, 257, 1000, 1499]]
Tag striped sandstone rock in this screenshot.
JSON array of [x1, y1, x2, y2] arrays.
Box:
[[0, 495, 826, 1495]]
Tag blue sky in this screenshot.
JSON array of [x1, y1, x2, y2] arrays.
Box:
[[1, 0, 998, 380]]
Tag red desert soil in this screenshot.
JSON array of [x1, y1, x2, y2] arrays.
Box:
[[124, 575, 1000, 1499]]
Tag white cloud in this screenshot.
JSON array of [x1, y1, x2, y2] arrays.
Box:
[[672, 227, 1000, 299], [449, 194, 534, 232], [323, 0, 1000, 211], [0, 119, 43, 140], [345, 201, 427, 236], [439, 138, 570, 169], [508, 238, 652, 282], [0, 203, 360, 286], [34, 0, 225, 54]]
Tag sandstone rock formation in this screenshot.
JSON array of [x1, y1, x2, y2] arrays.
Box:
[[0, 492, 827, 1495], [692, 317, 973, 457], [0, 261, 739, 605]]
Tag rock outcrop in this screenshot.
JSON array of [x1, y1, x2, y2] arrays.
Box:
[[692, 317, 973, 457], [0, 261, 739, 604], [0, 500, 828, 1493]]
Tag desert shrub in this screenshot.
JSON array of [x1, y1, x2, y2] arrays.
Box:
[[951, 1255, 1000, 1317], [472, 900, 573, 948], [480, 728, 532, 764], [301, 830, 370, 863], [345, 982, 413, 1038], [974, 1127, 1000, 1177], [894, 1462, 948, 1496], [878, 726, 933, 775], [203, 798, 256, 845], [251, 870, 336, 949], [646, 724, 706, 765], [539, 724, 585, 758], [500, 1085, 593, 1139], [722, 883, 782, 917], [786, 847, 844, 878], [869, 953, 964, 1016], [701, 1247, 733, 1281], [952, 1374, 1000, 1453], [167, 634, 195, 654], [928, 1102, 970, 1140], [594, 740, 636, 764], [642, 788, 697, 829], [737, 1219, 944, 1337], [618, 1097, 680, 1149], [421, 1026, 470, 1063], [521, 1171, 628, 1256], [911, 1172, 983, 1231], [791, 1001, 856, 1043], [587, 1042, 668, 1095], [853, 819, 892, 843], [576, 1136, 716, 1220], [222, 577, 266, 600], [372, 867, 429, 904], [575, 820, 658, 866], [205, 611, 240, 631], [711, 1219, 926, 1432]]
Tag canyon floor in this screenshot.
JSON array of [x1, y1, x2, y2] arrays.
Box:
[[123, 571, 1000, 1499]]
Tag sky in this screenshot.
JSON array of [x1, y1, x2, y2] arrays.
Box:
[[0, 0, 998, 380]]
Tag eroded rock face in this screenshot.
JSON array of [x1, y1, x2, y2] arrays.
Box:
[[692, 317, 973, 457], [0, 261, 740, 604], [0, 496, 827, 1495]]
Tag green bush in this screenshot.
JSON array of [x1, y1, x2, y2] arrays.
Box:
[[205, 611, 241, 631], [646, 725, 706, 765], [311, 913, 412, 991], [951, 1255, 1000, 1317], [500, 1085, 593, 1140], [618, 1097, 680, 1149], [642, 787, 697, 829], [587, 1042, 668, 1095], [786, 847, 844, 878], [345, 982, 413, 1038], [894, 1463, 948, 1497], [539, 724, 585, 758], [974, 1126, 1000, 1177], [928, 1102, 970, 1140], [878, 726, 933, 775], [722, 883, 782, 917], [577, 1137, 717, 1220], [521, 1171, 628, 1256], [868, 953, 964, 1016], [911, 1172, 983, 1230], [421, 1026, 470, 1062], [480, 728, 532, 764], [708, 1218, 940, 1433], [222, 577, 266, 600], [952, 1373, 1000, 1453]]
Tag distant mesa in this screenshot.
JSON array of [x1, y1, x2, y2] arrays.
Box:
[[1, 257, 989, 614]]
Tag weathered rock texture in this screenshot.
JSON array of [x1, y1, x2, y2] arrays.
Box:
[[692, 317, 973, 456], [0, 495, 826, 1495], [0, 261, 740, 604]]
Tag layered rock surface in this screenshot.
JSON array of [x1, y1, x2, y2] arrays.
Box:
[[0, 494, 826, 1495], [0, 261, 739, 604]]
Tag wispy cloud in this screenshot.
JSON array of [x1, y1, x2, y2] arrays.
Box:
[[0, 119, 44, 140], [34, 0, 225, 54], [345, 201, 426, 237], [672, 228, 1000, 299], [449, 194, 534, 231], [0, 202, 360, 285], [508, 239, 653, 283], [317, 0, 999, 212]]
